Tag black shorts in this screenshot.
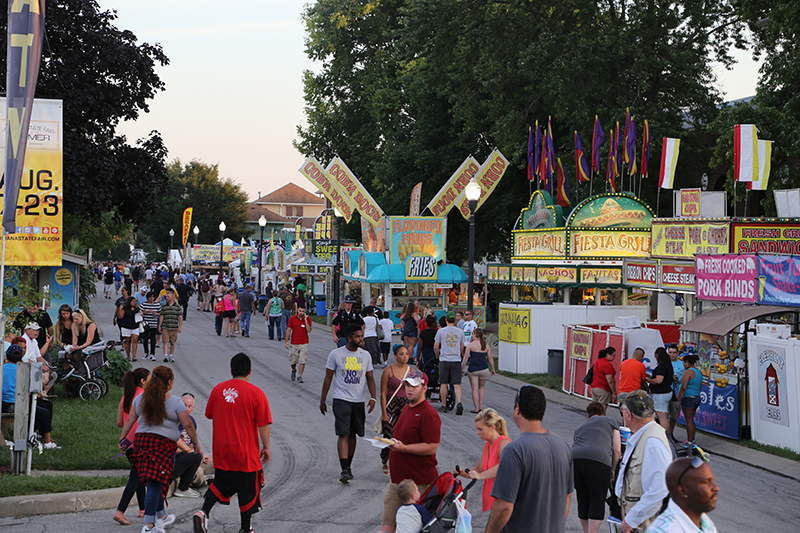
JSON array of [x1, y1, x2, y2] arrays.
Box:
[[380, 342, 391, 355], [208, 469, 264, 514], [223, 310, 236, 319], [332, 398, 366, 437], [439, 361, 462, 385]]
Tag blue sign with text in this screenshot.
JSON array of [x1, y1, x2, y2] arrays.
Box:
[[678, 382, 739, 439], [757, 255, 800, 307]]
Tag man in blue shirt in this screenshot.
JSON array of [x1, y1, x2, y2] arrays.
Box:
[[668, 344, 684, 442]]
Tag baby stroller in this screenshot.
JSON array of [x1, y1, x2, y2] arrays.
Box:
[[419, 472, 477, 533], [421, 357, 456, 410], [50, 340, 117, 400]]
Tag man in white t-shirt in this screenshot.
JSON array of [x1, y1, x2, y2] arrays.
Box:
[[319, 324, 377, 483], [22, 323, 55, 394], [144, 266, 154, 287], [461, 311, 478, 346]]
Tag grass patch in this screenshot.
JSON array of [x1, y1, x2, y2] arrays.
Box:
[[0, 473, 127, 498], [736, 439, 800, 462], [0, 383, 125, 470], [496, 370, 564, 391], [311, 314, 328, 325]]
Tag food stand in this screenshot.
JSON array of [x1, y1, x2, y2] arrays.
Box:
[[490, 191, 656, 373]]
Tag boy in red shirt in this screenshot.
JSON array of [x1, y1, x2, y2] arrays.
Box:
[[193, 353, 272, 533], [285, 303, 312, 383]]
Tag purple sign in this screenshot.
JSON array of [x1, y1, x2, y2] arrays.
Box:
[[678, 382, 739, 439], [695, 254, 757, 302], [756, 255, 800, 307]]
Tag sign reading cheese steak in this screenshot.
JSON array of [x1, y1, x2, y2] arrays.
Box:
[[661, 262, 696, 291], [733, 222, 800, 255], [498, 305, 531, 344], [298, 156, 355, 222], [580, 267, 622, 285], [426, 156, 480, 216], [570, 230, 651, 258], [513, 229, 566, 258], [536, 266, 578, 284], [625, 260, 659, 288], [457, 149, 510, 219], [324, 156, 384, 226], [650, 219, 729, 259]]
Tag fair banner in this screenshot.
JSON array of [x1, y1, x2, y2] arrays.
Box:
[[513, 229, 567, 259], [733, 222, 800, 255], [569, 329, 592, 360], [498, 306, 531, 345], [298, 156, 355, 222], [523, 267, 536, 283], [624, 259, 659, 288], [0, 98, 62, 265], [457, 149, 510, 219], [181, 207, 193, 246], [756, 255, 800, 307], [325, 156, 384, 226], [570, 230, 651, 258], [680, 188, 701, 217], [425, 155, 480, 216], [695, 254, 757, 302], [580, 267, 622, 285], [536, 266, 577, 284], [4, 1, 46, 233], [192, 244, 248, 264], [755, 343, 789, 427], [650, 220, 729, 259], [660, 262, 696, 291], [511, 266, 524, 283], [387, 216, 445, 264], [409, 182, 422, 216], [314, 214, 332, 240]]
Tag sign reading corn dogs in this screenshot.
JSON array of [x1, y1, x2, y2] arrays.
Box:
[[298, 156, 356, 223], [457, 149, 510, 220], [388, 216, 445, 265], [325, 156, 384, 227]]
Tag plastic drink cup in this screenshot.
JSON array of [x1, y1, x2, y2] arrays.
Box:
[[619, 426, 632, 446]]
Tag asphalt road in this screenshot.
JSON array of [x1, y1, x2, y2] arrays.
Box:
[[1, 283, 799, 532]]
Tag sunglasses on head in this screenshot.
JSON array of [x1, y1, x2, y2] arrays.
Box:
[[677, 455, 706, 486]]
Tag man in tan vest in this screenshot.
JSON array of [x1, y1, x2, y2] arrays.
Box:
[[614, 390, 675, 532]]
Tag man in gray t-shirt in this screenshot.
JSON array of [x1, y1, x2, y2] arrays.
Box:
[[320, 324, 376, 483], [487, 386, 574, 533], [434, 313, 466, 415], [237, 284, 257, 337]]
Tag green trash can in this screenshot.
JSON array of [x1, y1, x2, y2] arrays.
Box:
[[257, 295, 267, 313]]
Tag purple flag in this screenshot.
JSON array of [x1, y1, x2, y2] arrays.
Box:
[[592, 116, 604, 173]]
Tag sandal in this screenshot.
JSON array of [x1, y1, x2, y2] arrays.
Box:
[[382, 463, 390, 475], [470, 409, 481, 414], [138, 510, 145, 518], [113, 511, 131, 525]]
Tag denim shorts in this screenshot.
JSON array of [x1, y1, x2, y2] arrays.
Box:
[[652, 392, 672, 412], [681, 395, 701, 410]]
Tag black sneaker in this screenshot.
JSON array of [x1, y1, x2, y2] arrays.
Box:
[[339, 469, 350, 483], [291, 370, 296, 382], [438, 406, 449, 413], [456, 403, 463, 415], [346, 468, 354, 480]]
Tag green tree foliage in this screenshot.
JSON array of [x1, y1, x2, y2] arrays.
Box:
[[297, 0, 746, 260], [63, 210, 134, 261], [140, 160, 250, 253], [0, 0, 170, 225]]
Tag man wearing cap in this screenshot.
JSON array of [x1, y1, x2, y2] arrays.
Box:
[[647, 457, 719, 533], [135, 285, 149, 307], [331, 295, 364, 348], [616, 390, 675, 533], [237, 284, 256, 338], [12, 303, 54, 359], [381, 368, 440, 533], [434, 312, 465, 415], [21, 323, 56, 395], [319, 323, 376, 483]]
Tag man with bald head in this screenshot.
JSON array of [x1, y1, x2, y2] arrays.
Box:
[[647, 457, 719, 532], [618, 348, 647, 407]]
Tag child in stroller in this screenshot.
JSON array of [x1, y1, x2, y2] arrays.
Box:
[[416, 471, 477, 533]]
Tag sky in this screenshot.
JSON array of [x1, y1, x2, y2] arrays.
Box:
[[101, 1, 763, 203]]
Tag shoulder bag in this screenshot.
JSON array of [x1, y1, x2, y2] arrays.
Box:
[[373, 366, 410, 434], [582, 364, 594, 385]]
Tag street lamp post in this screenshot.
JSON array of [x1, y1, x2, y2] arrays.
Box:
[[465, 177, 481, 313], [219, 221, 226, 282], [258, 215, 267, 295], [193, 225, 199, 245], [333, 207, 343, 310], [169, 228, 175, 256]]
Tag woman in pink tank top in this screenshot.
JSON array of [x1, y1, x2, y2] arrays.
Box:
[[454, 408, 511, 512]]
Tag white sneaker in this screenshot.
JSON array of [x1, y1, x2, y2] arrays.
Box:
[[156, 513, 176, 528], [173, 487, 200, 498], [169, 356, 175, 363], [141, 526, 165, 533], [43, 441, 60, 450]]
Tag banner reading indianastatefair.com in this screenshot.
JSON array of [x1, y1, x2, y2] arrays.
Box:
[[0, 98, 63, 266]]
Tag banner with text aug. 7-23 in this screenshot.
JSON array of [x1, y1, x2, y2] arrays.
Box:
[[0, 98, 63, 266]]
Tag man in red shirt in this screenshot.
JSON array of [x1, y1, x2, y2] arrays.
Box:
[[380, 369, 440, 533], [618, 347, 647, 405], [285, 303, 312, 383], [590, 347, 617, 409], [193, 353, 272, 533]]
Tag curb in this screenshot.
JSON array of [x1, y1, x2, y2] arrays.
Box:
[[0, 486, 126, 518]]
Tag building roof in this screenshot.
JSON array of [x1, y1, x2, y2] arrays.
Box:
[[256, 182, 324, 206], [247, 203, 288, 224]]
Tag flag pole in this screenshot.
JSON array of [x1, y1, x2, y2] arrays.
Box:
[[590, 169, 594, 197], [733, 180, 737, 218], [657, 188, 661, 217], [745, 189, 749, 216]]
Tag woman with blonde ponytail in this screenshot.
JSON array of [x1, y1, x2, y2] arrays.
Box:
[[119, 366, 201, 532], [453, 408, 510, 513]]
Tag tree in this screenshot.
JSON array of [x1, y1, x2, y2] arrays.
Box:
[[297, 0, 747, 260], [0, 0, 170, 225], [139, 160, 250, 254]]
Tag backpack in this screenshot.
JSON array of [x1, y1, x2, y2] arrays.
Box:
[[214, 299, 225, 315], [201, 279, 211, 293]]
